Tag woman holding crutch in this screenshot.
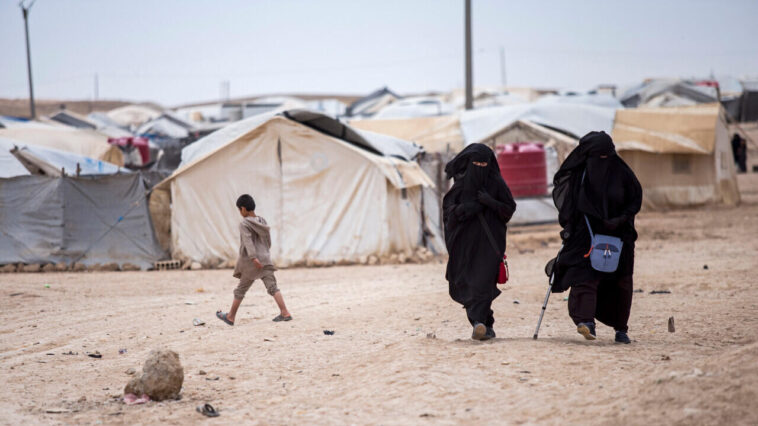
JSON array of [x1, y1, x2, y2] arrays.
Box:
[[550, 131, 642, 344], [443, 143, 516, 341]]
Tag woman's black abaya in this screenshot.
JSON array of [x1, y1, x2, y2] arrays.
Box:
[[443, 144, 516, 328], [550, 131, 643, 335]]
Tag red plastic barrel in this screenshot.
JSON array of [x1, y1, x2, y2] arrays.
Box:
[[496, 143, 547, 197]]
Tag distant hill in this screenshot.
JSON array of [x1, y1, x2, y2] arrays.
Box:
[[0, 99, 163, 119]]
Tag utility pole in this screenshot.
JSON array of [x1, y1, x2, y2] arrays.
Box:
[[464, 0, 473, 110], [499, 45, 507, 88], [20, 0, 37, 119]]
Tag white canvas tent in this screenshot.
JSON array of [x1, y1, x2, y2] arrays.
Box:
[[154, 110, 441, 266], [613, 103, 740, 209]]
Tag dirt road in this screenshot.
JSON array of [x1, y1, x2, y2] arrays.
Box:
[[1, 175, 757, 425]]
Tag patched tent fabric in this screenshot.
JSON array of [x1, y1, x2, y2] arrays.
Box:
[[0, 173, 165, 269], [613, 104, 740, 209], [156, 114, 440, 266]]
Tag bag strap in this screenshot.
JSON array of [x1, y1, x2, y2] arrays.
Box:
[[477, 212, 503, 258], [580, 170, 595, 240]]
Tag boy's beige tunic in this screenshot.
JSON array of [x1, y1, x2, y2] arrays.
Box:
[[233, 216, 278, 299]]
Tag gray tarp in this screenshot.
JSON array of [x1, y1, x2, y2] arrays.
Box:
[[0, 173, 165, 269]]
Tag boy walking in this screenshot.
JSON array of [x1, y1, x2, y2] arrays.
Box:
[[216, 194, 292, 325]]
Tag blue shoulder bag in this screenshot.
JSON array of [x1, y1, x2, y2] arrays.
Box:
[[581, 171, 623, 273]]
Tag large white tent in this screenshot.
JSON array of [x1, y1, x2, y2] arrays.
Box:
[[154, 110, 441, 266]]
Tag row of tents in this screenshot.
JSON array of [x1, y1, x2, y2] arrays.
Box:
[[0, 79, 748, 270]]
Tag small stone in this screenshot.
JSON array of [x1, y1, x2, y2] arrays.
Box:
[[668, 317, 675, 333], [513, 300, 520, 304], [22, 264, 41, 273], [126, 368, 137, 375], [78, 396, 87, 403], [426, 332, 436, 339], [661, 355, 671, 361], [198, 370, 207, 375], [703, 264, 709, 270], [190, 262, 202, 271], [124, 349, 184, 401]]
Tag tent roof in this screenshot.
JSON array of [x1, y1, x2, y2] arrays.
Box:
[[0, 137, 124, 177], [50, 110, 98, 129], [162, 113, 431, 190], [619, 79, 717, 108], [612, 103, 722, 154], [347, 87, 402, 117], [0, 121, 124, 166], [106, 105, 162, 128], [349, 115, 464, 153], [460, 102, 617, 144]]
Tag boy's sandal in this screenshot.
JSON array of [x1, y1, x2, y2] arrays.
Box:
[[272, 314, 292, 322], [196, 403, 220, 417], [215, 311, 234, 326]]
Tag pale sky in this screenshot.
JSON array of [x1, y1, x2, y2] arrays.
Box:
[[1, 0, 756, 107]]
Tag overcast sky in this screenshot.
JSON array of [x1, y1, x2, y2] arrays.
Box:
[[1, 0, 756, 106]]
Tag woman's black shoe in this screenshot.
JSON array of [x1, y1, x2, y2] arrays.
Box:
[[615, 331, 631, 344]]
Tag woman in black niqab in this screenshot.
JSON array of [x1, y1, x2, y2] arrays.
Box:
[[551, 131, 642, 343], [443, 143, 516, 340]]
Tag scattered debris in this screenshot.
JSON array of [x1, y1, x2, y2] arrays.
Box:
[[196, 403, 220, 417], [185, 301, 195, 305], [88, 351, 102, 359], [426, 332, 436, 339], [332, 373, 340, 377], [195, 288, 205, 293], [124, 349, 184, 401], [661, 355, 671, 361], [119, 348, 128, 355], [703, 264, 709, 270], [46, 353, 55, 356], [501, 361, 510, 365], [10, 292, 23, 297], [519, 370, 531, 374], [126, 368, 137, 375], [563, 297, 568, 301], [198, 370, 207, 375], [668, 317, 675, 333], [633, 289, 644, 293], [45, 408, 71, 414], [193, 318, 205, 326], [63, 351, 77, 355], [123, 394, 150, 405], [263, 338, 275, 342], [419, 413, 434, 418], [513, 300, 520, 304], [206, 376, 220, 381], [323, 330, 335, 335], [650, 290, 671, 294], [44, 284, 50, 288]]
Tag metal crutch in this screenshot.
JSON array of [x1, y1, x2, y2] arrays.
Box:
[[533, 244, 563, 339]]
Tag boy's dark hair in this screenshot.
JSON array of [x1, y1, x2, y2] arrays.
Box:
[[236, 194, 256, 211]]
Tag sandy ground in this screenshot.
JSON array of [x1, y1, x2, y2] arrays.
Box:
[[2, 174, 758, 425]]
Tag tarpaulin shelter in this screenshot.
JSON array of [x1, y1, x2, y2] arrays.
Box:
[[613, 103, 740, 209], [0, 173, 164, 269], [346, 87, 402, 118], [153, 109, 441, 266], [0, 121, 124, 166], [50, 110, 97, 130], [1, 137, 123, 178]]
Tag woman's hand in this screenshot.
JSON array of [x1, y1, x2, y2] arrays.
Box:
[[477, 190, 497, 208], [603, 215, 628, 230]]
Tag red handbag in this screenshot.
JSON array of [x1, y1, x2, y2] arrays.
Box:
[[478, 213, 509, 285], [498, 254, 509, 284]]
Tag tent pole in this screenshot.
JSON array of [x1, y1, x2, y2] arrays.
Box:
[[464, 0, 473, 110]]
